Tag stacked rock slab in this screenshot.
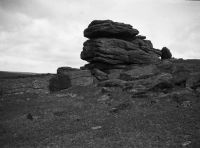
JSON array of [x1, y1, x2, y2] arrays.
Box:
[[81, 20, 161, 71]]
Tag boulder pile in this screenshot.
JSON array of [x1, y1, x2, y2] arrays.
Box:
[[1, 20, 200, 99], [81, 20, 162, 71], [49, 20, 175, 91], [49, 20, 200, 96]]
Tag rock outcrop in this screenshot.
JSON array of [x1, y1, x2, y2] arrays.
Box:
[[84, 20, 139, 40], [49, 20, 200, 94], [81, 38, 160, 65], [81, 20, 161, 69], [4, 20, 199, 97], [161, 47, 172, 60], [49, 67, 95, 91], [1, 20, 200, 148]]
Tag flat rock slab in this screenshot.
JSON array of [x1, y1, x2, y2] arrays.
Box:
[[84, 20, 139, 40]]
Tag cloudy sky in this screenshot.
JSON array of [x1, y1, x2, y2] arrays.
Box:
[[0, 0, 200, 73]]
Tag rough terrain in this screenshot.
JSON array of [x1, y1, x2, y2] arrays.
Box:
[[0, 20, 200, 148]]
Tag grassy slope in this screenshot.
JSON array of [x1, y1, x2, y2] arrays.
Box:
[[0, 71, 38, 79], [0, 85, 200, 148], [1, 59, 200, 147]]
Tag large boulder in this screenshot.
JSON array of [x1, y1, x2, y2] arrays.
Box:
[[161, 47, 172, 60], [84, 20, 139, 40], [81, 38, 160, 65], [49, 75, 71, 92], [49, 69, 95, 92], [60, 70, 94, 87]]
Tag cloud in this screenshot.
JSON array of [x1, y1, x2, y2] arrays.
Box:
[[0, 0, 200, 72]]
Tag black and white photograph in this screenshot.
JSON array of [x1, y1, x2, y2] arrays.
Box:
[[0, 0, 200, 147]]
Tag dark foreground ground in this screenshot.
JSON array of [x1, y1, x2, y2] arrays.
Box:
[[0, 85, 200, 148]]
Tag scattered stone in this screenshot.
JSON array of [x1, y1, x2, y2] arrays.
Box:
[[182, 141, 192, 147], [91, 126, 102, 130], [27, 113, 33, 121], [97, 94, 110, 102]]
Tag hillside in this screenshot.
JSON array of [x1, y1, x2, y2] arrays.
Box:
[[0, 71, 38, 79], [0, 20, 200, 148]]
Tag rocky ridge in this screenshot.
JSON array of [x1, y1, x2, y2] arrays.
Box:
[[1, 20, 200, 97], [49, 20, 200, 96]]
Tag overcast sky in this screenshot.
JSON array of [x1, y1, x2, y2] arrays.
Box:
[[0, 0, 200, 73]]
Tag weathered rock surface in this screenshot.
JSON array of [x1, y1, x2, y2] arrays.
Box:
[[125, 73, 173, 93], [49, 68, 95, 91], [81, 38, 160, 65], [119, 65, 159, 80], [81, 20, 166, 72], [91, 68, 108, 81], [99, 73, 173, 94], [49, 74, 71, 92], [161, 47, 172, 60], [84, 20, 139, 40], [98, 79, 127, 88]]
